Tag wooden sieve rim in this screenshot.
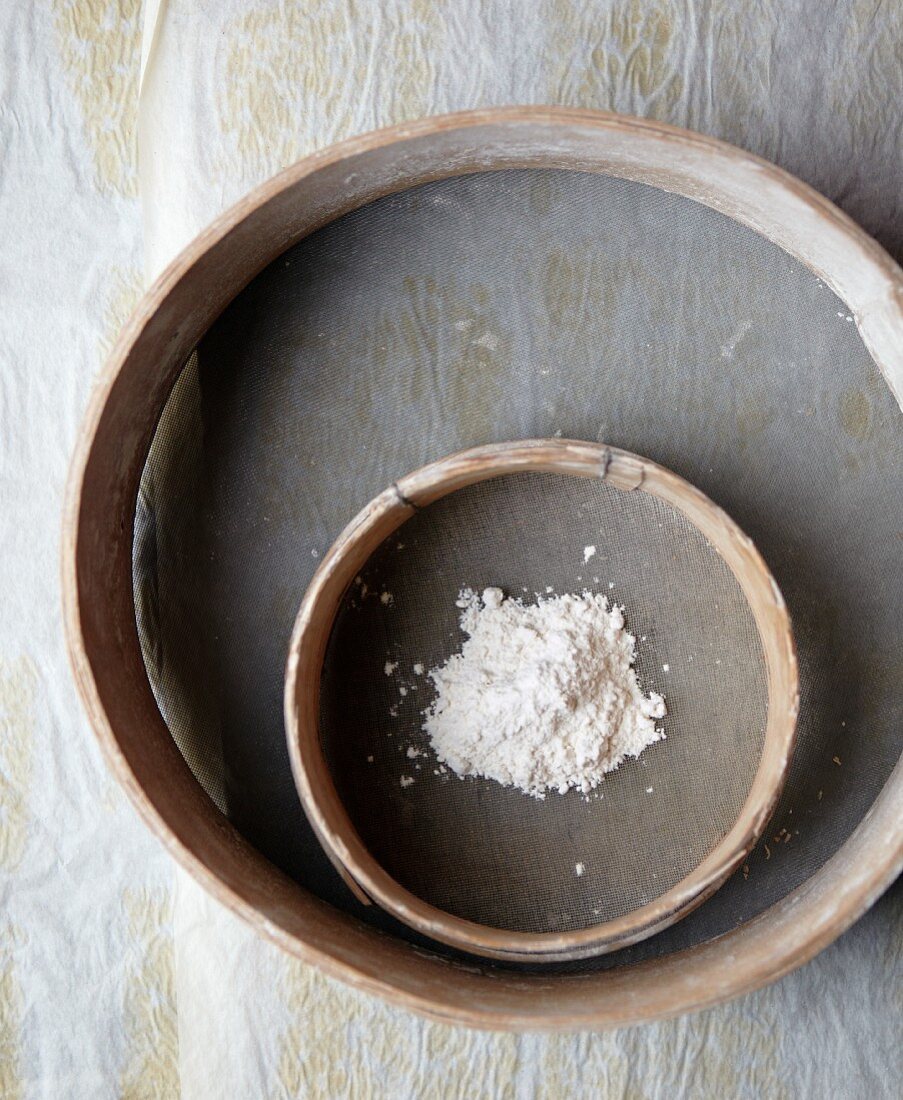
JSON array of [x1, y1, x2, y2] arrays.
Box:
[[62, 107, 903, 1020], [285, 439, 800, 962]]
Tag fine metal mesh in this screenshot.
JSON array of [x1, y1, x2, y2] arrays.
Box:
[[133, 168, 903, 971], [320, 471, 767, 932]]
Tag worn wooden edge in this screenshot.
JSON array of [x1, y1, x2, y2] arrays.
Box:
[[61, 107, 903, 1027], [285, 440, 799, 962]]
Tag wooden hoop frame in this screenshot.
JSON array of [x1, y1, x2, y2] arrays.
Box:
[[63, 108, 903, 1028], [286, 440, 799, 962]]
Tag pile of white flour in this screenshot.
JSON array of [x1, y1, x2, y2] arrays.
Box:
[[423, 587, 665, 797]]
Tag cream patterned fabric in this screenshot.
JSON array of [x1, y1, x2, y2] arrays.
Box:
[[1, 2, 900, 1097]]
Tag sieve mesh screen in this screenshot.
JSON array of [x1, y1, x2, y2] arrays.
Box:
[[320, 471, 768, 932], [132, 167, 903, 971]]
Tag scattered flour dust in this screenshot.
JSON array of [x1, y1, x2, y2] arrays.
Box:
[[422, 587, 666, 798]]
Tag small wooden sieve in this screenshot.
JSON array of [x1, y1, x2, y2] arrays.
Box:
[[284, 440, 799, 962]]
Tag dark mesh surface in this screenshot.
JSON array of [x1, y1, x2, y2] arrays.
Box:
[[133, 168, 903, 971], [321, 471, 767, 932]]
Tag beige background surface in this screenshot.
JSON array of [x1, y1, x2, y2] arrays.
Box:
[[1, 2, 901, 1096]]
